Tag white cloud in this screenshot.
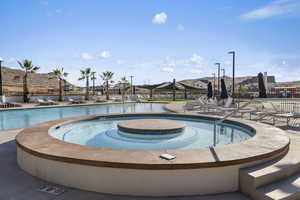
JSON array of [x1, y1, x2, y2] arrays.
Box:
[[6, 57, 17, 64], [81, 53, 93, 60], [152, 12, 167, 24], [190, 54, 204, 64], [190, 69, 202, 74], [241, 0, 300, 20], [162, 67, 174, 72], [100, 50, 111, 58], [177, 24, 185, 31]]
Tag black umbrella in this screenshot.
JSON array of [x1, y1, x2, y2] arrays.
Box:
[[118, 88, 121, 95], [133, 85, 136, 95], [220, 79, 228, 99], [100, 88, 104, 95], [172, 78, 176, 101], [258, 72, 267, 98], [207, 82, 213, 99]]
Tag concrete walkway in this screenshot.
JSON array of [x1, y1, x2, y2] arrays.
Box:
[[0, 130, 250, 200]]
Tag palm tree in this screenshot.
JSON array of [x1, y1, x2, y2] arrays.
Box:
[[91, 71, 96, 96], [119, 76, 130, 91], [17, 60, 40, 103], [118, 76, 130, 100], [52, 68, 68, 101], [100, 71, 114, 100], [78, 68, 92, 100]]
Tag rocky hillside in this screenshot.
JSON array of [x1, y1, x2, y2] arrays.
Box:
[[180, 75, 276, 89], [1, 66, 74, 94]]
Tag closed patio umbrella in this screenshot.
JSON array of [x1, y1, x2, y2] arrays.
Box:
[[258, 72, 267, 98], [207, 82, 213, 99], [220, 79, 228, 99], [133, 86, 136, 95]]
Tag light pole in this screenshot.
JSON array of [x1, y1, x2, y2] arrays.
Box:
[[130, 75, 134, 96], [0, 57, 3, 100], [221, 68, 225, 78], [228, 51, 235, 101], [212, 73, 216, 98], [215, 63, 221, 96]]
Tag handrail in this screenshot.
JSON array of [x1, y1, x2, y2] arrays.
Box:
[[215, 101, 252, 125], [213, 100, 253, 146]]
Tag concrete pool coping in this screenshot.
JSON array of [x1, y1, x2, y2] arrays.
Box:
[[16, 113, 290, 170]]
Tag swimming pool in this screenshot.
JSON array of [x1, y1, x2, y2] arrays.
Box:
[[49, 115, 254, 150], [0, 103, 166, 130]]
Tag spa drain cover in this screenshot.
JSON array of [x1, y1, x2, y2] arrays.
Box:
[[37, 184, 66, 195]]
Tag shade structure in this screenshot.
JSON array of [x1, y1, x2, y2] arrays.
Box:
[[258, 72, 267, 98], [207, 82, 213, 99], [220, 79, 228, 99], [138, 83, 165, 98], [155, 80, 203, 100], [153, 82, 203, 91]]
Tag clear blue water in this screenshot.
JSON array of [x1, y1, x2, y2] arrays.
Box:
[[50, 116, 255, 150], [0, 103, 166, 130]]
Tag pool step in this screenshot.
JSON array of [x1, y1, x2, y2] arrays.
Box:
[[256, 173, 300, 200], [240, 133, 300, 200]]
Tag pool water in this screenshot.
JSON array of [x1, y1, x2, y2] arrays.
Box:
[[50, 116, 255, 150], [0, 103, 165, 130]]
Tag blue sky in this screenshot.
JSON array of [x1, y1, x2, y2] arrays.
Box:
[[1, 0, 300, 86]]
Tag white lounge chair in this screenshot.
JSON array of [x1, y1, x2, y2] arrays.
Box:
[[67, 97, 84, 104], [94, 96, 107, 103], [36, 99, 50, 106], [0, 96, 22, 108]]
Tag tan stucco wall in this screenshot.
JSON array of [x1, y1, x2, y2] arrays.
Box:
[[17, 147, 264, 196]]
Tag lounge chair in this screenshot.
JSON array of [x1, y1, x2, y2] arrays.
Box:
[[112, 96, 122, 102], [246, 101, 285, 124], [46, 98, 58, 105], [201, 97, 232, 112], [36, 98, 56, 106], [184, 97, 209, 111], [36, 99, 50, 106], [94, 96, 107, 103], [0, 96, 22, 108], [67, 97, 85, 104]]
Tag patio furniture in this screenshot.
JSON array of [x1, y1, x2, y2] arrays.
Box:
[[0, 96, 22, 108], [183, 98, 207, 111], [36, 98, 57, 106], [46, 98, 58, 105], [246, 101, 289, 125], [67, 97, 85, 104], [94, 96, 107, 103]]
